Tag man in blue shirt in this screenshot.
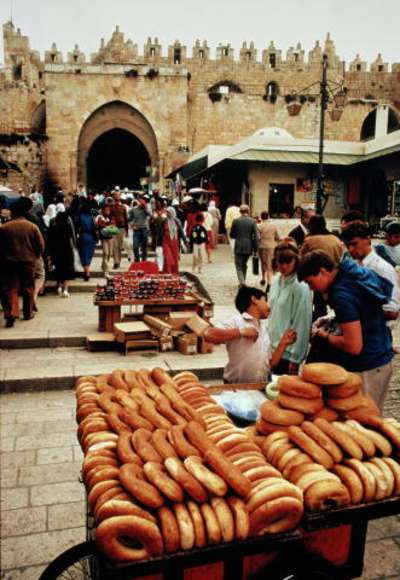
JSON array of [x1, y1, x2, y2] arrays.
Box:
[[298, 251, 394, 410]]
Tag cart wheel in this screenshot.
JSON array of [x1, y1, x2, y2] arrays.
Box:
[[39, 541, 97, 580]]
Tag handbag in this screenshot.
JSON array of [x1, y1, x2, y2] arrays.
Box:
[[72, 246, 83, 272], [252, 255, 259, 276]]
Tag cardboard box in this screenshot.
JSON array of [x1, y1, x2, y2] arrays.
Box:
[[144, 315, 172, 337], [198, 336, 214, 354], [168, 311, 196, 330], [185, 314, 210, 337], [124, 339, 159, 355], [159, 335, 174, 352], [113, 321, 151, 343], [177, 333, 198, 355]]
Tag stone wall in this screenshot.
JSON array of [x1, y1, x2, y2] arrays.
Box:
[[0, 22, 399, 193]]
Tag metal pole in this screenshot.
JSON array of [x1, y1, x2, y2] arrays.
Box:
[[316, 54, 328, 214]]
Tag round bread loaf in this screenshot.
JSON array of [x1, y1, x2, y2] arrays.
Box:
[[301, 363, 348, 386], [278, 375, 322, 399]]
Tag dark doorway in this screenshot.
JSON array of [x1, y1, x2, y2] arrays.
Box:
[[268, 183, 294, 217], [86, 128, 151, 192]]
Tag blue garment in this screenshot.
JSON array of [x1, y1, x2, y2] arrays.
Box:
[[133, 228, 148, 261], [328, 258, 393, 372], [77, 213, 96, 267]]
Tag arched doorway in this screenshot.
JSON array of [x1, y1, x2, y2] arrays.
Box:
[[86, 128, 150, 191], [77, 101, 158, 190]]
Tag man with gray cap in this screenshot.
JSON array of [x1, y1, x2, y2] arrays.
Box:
[[230, 205, 259, 285]]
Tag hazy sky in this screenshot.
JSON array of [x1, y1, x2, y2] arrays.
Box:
[[0, 0, 399, 66]]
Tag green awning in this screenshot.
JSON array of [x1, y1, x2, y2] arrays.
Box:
[[166, 155, 208, 179], [229, 149, 361, 165]]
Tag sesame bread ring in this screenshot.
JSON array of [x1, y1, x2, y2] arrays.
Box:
[[82, 456, 119, 483], [152, 429, 178, 459], [164, 457, 208, 503], [186, 500, 207, 548], [173, 371, 200, 386], [343, 396, 381, 425], [364, 462, 390, 500], [289, 463, 326, 484], [295, 470, 340, 493], [151, 367, 175, 386], [304, 479, 350, 511], [369, 458, 395, 497], [83, 432, 119, 453], [277, 448, 303, 474], [204, 447, 252, 498], [287, 426, 334, 469], [331, 464, 364, 504], [345, 421, 392, 456], [228, 452, 265, 466], [169, 425, 202, 459], [268, 442, 294, 467], [96, 499, 156, 525], [234, 458, 271, 474], [243, 465, 282, 482], [184, 456, 228, 497], [98, 393, 121, 415], [140, 400, 173, 430], [378, 420, 400, 450], [211, 497, 235, 543], [106, 412, 132, 435], [143, 461, 184, 503], [114, 389, 138, 411], [109, 370, 129, 391], [76, 375, 97, 386], [256, 419, 290, 436], [279, 394, 324, 415], [326, 392, 364, 412], [282, 452, 313, 480], [260, 400, 305, 426], [314, 418, 363, 460], [216, 433, 250, 454], [343, 459, 376, 502], [301, 421, 343, 463], [249, 497, 303, 536], [381, 458, 400, 495], [93, 486, 129, 516], [325, 373, 362, 398], [310, 406, 339, 422], [335, 422, 376, 457], [77, 393, 100, 407], [119, 463, 164, 509], [95, 515, 163, 561], [87, 466, 121, 489], [278, 375, 322, 399], [173, 503, 195, 551], [156, 399, 187, 426], [200, 503, 221, 545], [77, 404, 105, 422], [225, 443, 262, 457], [264, 431, 290, 446], [88, 480, 120, 512], [122, 370, 142, 389], [248, 477, 285, 496], [227, 497, 250, 540], [78, 418, 110, 443], [157, 506, 180, 554], [160, 384, 203, 424], [87, 440, 117, 453], [183, 420, 215, 455], [246, 480, 303, 514], [300, 363, 348, 385], [118, 407, 154, 432], [131, 429, 162, 463]]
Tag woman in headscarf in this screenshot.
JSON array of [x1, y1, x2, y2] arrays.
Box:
[[156, 206, 186, 274], [43, 204, 57, 227], [47, 211, 76, 297], [208, 200, 222, 248]]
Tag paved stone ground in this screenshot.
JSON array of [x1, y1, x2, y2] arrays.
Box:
[[1, 244, 399, 578]]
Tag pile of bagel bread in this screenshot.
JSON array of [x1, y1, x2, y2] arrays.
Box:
[[254, 363, 400, 511], [76, 368, 304, 562]]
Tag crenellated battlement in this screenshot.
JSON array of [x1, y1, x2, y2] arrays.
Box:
[[2, 22, 399, 74]]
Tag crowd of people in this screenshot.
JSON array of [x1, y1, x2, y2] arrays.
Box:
[[1, 184, 399, 410], [205, 208, 400, 412]]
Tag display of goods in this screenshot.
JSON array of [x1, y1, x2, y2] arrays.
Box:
[[95, 273, 187, 301], [75, 368, 305, 563]]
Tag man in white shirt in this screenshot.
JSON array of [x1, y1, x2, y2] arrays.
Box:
[[204, 286, 296, 383], [342, 222, 400, 325], [224, 204, 241, 254]]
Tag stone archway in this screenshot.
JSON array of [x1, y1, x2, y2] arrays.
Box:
[[77, 101, 159, 189]]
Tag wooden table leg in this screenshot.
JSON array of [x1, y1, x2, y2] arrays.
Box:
[[98, 305, 121, 332]]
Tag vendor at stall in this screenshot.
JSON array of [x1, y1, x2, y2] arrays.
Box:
[[204, 285, 297, 383]]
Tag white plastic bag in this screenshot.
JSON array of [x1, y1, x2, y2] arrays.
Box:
[[72, 247, 83, 272], [212, 390, 266, 422], [155, 246, 164, 271]]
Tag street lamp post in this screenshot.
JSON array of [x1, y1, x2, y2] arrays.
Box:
[[285, 53, 346, 215], [316, 54, 329, 215]]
